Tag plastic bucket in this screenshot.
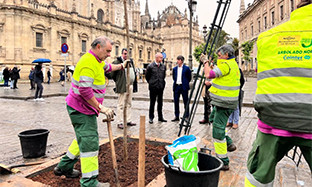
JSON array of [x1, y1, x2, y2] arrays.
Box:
[[18, 129, 50, 158], [161, 152, 223, 187]]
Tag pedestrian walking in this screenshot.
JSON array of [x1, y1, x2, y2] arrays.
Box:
[[59, 69, 65, 86], [201, 44, 240, 171], [226, 67, 245, 129], [54, 36, 127, 187], [2, 67, 10, 87], [47, 69, 51, 84], [171, 55, 191, 122], [108, 48, 138, 129], [11, 66, 20, 89], [245, 1, 312, 186], [145, 52, 167, 124], [34, 64, 44, 101], [29, 67, 35, 90], [199, 80, 212, 124]]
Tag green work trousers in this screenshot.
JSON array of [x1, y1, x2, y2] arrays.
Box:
[[246, 130, 312, 185], [210, 106, 234, 165], [57, 105, 99, 187]]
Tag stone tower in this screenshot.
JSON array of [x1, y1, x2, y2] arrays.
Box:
[[240, 0, 246, 15]]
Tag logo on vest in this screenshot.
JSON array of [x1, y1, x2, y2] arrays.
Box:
[[278, 36, 300, 46], [301, 38, 312, 48]]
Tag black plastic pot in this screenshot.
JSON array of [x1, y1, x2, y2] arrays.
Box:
[[161, 152, 223, 187], [18, 129, 50, 158]]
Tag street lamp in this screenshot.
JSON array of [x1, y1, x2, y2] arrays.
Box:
[[187, 0, 197, 69], [203, 24, 208, 41]]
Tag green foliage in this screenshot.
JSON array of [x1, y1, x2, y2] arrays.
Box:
[[193, 43, 217, 63], [241, 40, 254, 62], [231, 38, 239, 57], [193, 29, 230, 63]]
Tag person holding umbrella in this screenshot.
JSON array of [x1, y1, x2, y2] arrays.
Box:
[[34, 63, 44, 101]]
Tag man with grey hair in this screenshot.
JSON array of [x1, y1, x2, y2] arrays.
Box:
[[54, 36, 126, 187], [200, 44, 241, 171], [146, 52, 167, 124]]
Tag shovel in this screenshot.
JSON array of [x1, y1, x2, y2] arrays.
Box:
[[0, 161, 45, 174], [103, 118, 121, 187]]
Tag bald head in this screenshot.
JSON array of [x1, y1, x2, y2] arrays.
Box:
[[155, 52, 163, 63]]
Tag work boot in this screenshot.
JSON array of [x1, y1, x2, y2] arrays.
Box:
[[199, 119, 209, 124], [96, 182, 110, 187], [53, 166, 80, 178], [226, 122, 233, 127], [227, 144, 237, 152], [221, 165, 229, 171]]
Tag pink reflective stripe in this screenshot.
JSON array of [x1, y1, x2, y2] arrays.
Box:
[[104, 63, 112, 73], [209, 70, 216, 79], [257, 120, 312, 139], [79, 86, 94, 101], [66, 82, 105, 115]]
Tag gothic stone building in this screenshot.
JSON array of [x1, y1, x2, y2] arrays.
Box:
[[141, 3, 203, 69], [237, 0, 300, 71], [0, 0, 202, 80]]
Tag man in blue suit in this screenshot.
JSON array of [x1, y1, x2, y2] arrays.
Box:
[[172, 55, 192, 122]]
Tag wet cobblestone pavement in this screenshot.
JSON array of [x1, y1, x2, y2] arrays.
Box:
[[0, 77, 311, 186]]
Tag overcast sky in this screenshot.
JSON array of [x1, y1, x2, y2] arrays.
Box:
[[139, 0, 254, 38]]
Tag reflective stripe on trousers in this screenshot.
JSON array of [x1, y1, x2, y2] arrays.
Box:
[[66, 140, 99, 178], [81, 151, 99, 178], [66, 139, 80, 159], [213, 138, 227, 158], [245, 170, 274, 187]]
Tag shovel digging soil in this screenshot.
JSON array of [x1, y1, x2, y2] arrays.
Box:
[[30, 138, 168, 187]]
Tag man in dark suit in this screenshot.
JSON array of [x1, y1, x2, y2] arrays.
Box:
[[171, 55, 192, 122], [145, 52, 167, 124]]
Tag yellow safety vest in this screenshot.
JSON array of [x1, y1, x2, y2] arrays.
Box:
[[255, 4, 312, 133], [209, 58, 240, 109]]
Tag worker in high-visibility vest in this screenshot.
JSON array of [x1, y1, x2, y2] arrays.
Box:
[[245, 1, 312, 186], [201, 44, 240, 171], [53, 36, 128, 187]]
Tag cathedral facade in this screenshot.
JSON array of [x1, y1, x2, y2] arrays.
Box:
[[237, 0, 300, 71], [0, 0, 203, 80]]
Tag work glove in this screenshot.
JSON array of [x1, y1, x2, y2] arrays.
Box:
[[122, 60, 131, 69], [99, 104, 114, 119], [200, 54, 209, 64]]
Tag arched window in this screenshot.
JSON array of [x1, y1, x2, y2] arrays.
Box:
[[97, 9, 104, 23]]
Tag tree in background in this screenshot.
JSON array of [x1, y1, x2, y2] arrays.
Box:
[[231, 37, 239, 57], [241, 40, 254, 70], [193, 29, 230, 65]]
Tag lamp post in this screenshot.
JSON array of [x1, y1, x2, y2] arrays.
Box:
[[187, 0, 197, 69], [203, 24, 208, 42]]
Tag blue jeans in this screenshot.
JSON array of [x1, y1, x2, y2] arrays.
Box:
[[4, 79, 9, 86], [228, 105, 239, 124]]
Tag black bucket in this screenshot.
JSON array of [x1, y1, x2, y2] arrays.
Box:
[[161, 152, 223, 187], [18, 129, 50, 158]]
